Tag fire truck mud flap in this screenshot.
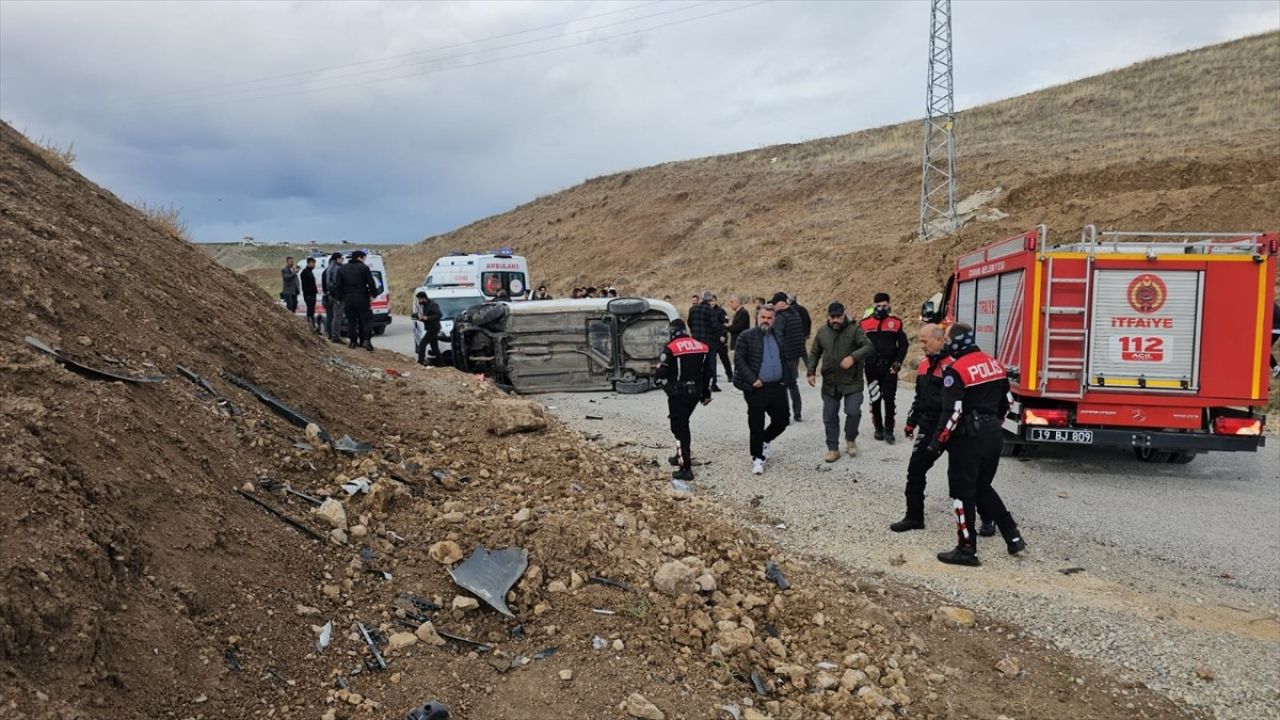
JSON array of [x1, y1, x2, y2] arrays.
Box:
[[1022, 426, 1264, 455]]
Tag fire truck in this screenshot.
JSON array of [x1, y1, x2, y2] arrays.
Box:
[[923, 225, 1276, 463]]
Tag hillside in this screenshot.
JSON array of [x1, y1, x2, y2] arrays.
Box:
[[387, 31, 1280, 315], [0, 122, 1195, 719]]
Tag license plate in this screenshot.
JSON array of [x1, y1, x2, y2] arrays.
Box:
[[1029, 428, 1094, 444]]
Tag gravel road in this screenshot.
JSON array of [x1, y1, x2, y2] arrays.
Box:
[[541, 379, 1280, 720]]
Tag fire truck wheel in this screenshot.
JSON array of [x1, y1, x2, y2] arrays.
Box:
[[1133, 447, 1173, 463], [1166, 450, 1197, 464]]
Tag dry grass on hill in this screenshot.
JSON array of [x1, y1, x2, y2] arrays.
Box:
[[387, 32, 1280, 322]]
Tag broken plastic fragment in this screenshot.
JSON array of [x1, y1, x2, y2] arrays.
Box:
[[765, 560, 791, 590], [720, 705, 742, 720], [670, 479, 691, 493], [335, 434, 373, 454], [316, 621, 332, 652], [342, 477, 372, 495], [531, 647, 558, 660], [591, 636, 607, 650], [447, 545, 528, 618], [404, 701, 450, 720]]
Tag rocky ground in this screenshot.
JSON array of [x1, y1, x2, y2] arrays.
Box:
[[541, 380, 1279, 720]]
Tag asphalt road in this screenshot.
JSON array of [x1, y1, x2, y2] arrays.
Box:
[[378, 314, 418, 358]]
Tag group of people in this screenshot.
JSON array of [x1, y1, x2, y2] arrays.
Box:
[[280, 252, 381, 351], [656, 290, 1024, 567], [569, 285, 619, 299]]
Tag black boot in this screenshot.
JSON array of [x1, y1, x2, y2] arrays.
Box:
[[937, 544, 981, 566], [1006, 536, 1027, 555], [978, 520, 996, 537], [884, 432, 896, 445], [873, 428, 885, 441], [671, 468, 694, 481], [890, 517, 924, 532], [998, 517, 1027, 555]]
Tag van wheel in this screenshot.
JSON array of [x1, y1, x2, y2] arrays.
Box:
[[614, 379, 651, 395], [1133, 447, 1173, 463], [1166, 450, 1197, 464], [1000, 442, 1021, 457], [468, 303, 509, 327]]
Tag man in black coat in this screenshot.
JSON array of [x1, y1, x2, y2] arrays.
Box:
[[333, 250, 379, 351], [687, 290, 724, 391], [300, 257, 320, 333], [771, 292, 807, 422], [726, 294, 751, 349], [321, 253, 345, 343], [412, 291, 443, 365], [733, 305, 792, 475]]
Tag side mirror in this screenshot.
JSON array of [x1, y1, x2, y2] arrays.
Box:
[[920, 300, 937, 323]]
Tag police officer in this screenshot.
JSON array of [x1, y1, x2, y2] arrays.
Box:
[[654, 319, 713, 481], [412, 291, 443, 365], [926, 323, 1026, 565], [860, 292, 909, 444], [891, 323, 951, 532], [333, 250, 379, 351]]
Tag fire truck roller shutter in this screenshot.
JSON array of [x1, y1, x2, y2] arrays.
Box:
[[1088, 269, 1203, 389]]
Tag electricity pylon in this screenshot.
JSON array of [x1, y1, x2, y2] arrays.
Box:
[[918, 0, 958, 242]]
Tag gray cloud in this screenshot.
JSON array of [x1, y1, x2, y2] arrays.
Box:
[[2, 0, 1275, 243]]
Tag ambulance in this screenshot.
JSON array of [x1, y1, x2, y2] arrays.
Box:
[[288, 250, 392, 335], [924, 225, 1276, 463], [412, 251, 531, 364]]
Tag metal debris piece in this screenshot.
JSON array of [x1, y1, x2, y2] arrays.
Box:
[[1059, 567, 1086, 576], [235, 490, 325, 542], [26, 336, 166, 384], [585, 415, 604, 420], [436, 629, 492, 652], [530, 647, 559, 660], [358, 622, 387, 670], [765, 561, 791, 591], [265, 666, 289, 684], [587, 575, 636, 593], [404, 701, 451, 720], [591, 608, 617, 616], [223, 372, 331, 442], [335, 434, 373, 454], [292, 442, 312, 450], [509, 624, 525, 639], [393, 592, 441, 622], [316, 620, 333, 651], [720, 705, 742, 720], [448, 545, 528, 618], [224, 648, 242, 672]]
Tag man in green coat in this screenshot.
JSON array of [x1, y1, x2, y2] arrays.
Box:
[[806, 302, 875, 462]]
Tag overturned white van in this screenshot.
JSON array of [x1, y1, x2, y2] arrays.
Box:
[[451, 297, 679, 394]]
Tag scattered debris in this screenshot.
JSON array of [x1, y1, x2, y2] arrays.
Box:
[[1059, 567, 1086, 576], [448, 545, 528, 617], [335, 434, 374, 454], [436, 629, 492, 652], [404, 700, 451, 720], [588, 575, 637, 593], [670, 479, 691, 493], [26, 335, 166, 384], [284, 486, 322, 506], [592, 608, 617, 615], [316, 621, 333, 652], [234, 490, 326, 542], [585, 415, 604, 420], [223, 648, 242, 672], [592, 636, 608, 650], [764, 560, 790, 590], [176, 364, 239, 413], [358, 622, 388, 670], [341, 477, 372, 495], [223, 372, 331, 442], [720, 704, 742, 720], [531, 647, 559, 660]]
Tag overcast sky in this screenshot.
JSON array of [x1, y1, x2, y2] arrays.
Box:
[[1, 1, 1276, 244]]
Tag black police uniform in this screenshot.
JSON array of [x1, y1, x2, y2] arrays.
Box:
[[334, 258, 379, 349], [890, 352, 953, 531], [927, 338, 1025, 565], [859, 311, 909, 442], [654, 331, 712, 479]]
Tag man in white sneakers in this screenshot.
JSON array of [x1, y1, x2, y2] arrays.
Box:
[[733, 305, 792, 475]]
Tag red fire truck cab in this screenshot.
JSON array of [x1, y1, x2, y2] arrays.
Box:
[[924, 225, 1276, 463]]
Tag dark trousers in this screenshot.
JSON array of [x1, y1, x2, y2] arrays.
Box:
[[303, 294, 317, 329], [416, 326, 441, 364], [904, 420, 941, 521], [327, 297, 345, 339], [785, 357, 802, 419], [713, 342, 732, 385], [667, 394, 700, 470], [946, 421, 1016, 549], [746, 383, 790, 460], [821, 391, 862, 449], [283, 293, 298, 313], [344, 302, 374, 345], [866, 362, 899, 432]]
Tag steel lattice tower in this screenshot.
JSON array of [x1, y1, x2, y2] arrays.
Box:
[[918, 0, 957, 242]]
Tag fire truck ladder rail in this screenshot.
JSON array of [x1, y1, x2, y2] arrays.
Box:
[[1038, 255, 1092, 399]]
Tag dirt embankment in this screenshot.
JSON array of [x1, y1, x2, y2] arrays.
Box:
[[0, 122, 1198, 719]]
